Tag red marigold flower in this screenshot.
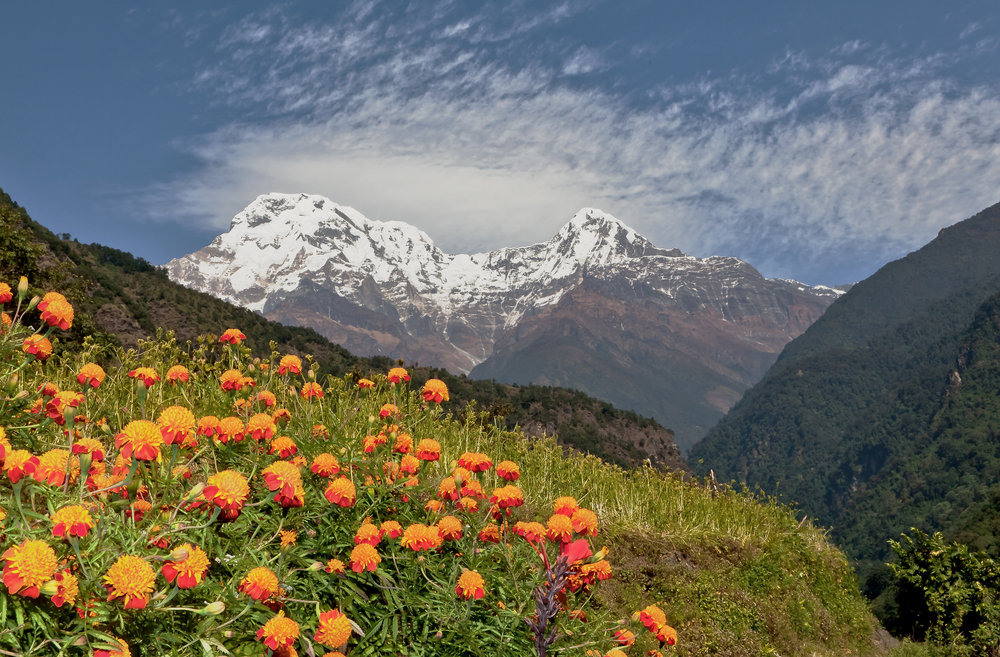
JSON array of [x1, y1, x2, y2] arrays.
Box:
[[127, 367, 159, 388], [301, 382, 324, 399], [438, 515, 463, 541], [414, 438, 441, 461], [478, 523, 501, 543], [421, 378, 449, 403], [437, 477, 460, 501], [157, 406, 197, 447], [455, 570, 485, 600], [104, 555, 155, 609], [2, 539, 57, 597], [115, 419, 163, 461], [350, 543, 380, 573], [400, 454, 420, 475], [278, 354, 302, 375], [76, 362, 106, 388], [614, 628, 636, 646], [582, 559, 613, 581], [203, 470, 250, 520], [391, 432, 412, 454], [269, 435, 298, 459], [239, 566, 279, 600], [496, 460, 520, 481], [263, 461, 304, 507], [0, 282, 11, 304], [315, 609, 352, 649], [48, 569, 78, 607], [247, 413, 277, 442], [546, 513, 574, 544], [45, 391, 83, 425], [311, 453, 340, 477], [165, 364, 190, 383], [257, 390, 276, 407], [219, 369, 244, 392], [554, 496, 580, 517], [273, 407, 293, 423], [362, 433, 386, 454], [354, 522, 382, 546], [513, 521, 546, 544], [39, 295, 73, 330], [71, 436, 105, 461], [161, 543, 210, 589], [357, 378, 374, 389], [325, 558, 345, 574], [219, 328, 246, 345], [215, 416, 245, 444], [22, 334, 53, 360], [387, 367, 410, 383], [571, 508, 599, 536], [380, 520, 402, 539], [256, 610, 299, 650], [656, 625, 677, 646], [401, 523, 443, 551], [489, 485, 524, 510], [51, 504, 95, 538], [378, 403, 398, 419], [3, 449, 37, 483], [35, 448, 80, 486], [196, 415, 220, 437], [457, 452, 492, 473], [636, 604, 667, 633], [324, 477, 356, 507]]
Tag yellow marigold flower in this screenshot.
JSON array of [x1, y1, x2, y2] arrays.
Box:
[[301, 382, 324, 399], [256, 610, 299, 650], [39, 295, 73, 330], [162, 543, 210, 589], [280, 530, 298, 547], [421, 378, 449, 403], [357, 378, 374, 389], [2, 539, 58, 597], [104, 555, 156, 609], [166, 364, 190, 383], [219, 328, 246, 345], [77, 362, 106, 388], [127, 367, 159, 387], [554, 496, 579, 516], [350, 543, 380, 573], [325, 558, 345, 574], [202, 470, 250, 520], [311, 453, 340, 478], [438, 515, 463, 541], [48, 570, 78, 607], [93, 638, 130, 657], [387, 367, 410, 383], [35, 448, 80, 486], [315, 609, 352, 648], [157, 406, 196, 447], [414, 438, 441, 461], [571, 508, 599, 536], [278, 354, 302, 375], [22, 334, 52, 360], [115, 419, 163, 461], [401, 523, 443, 552], [247, 413, 277, 442], [219, 369, 244, 392], [455, 570, 485, 600], [269, 435, 298, 459], [656, 624, 678, 646], [51, 504, 95, 539], [239, 566, 279, 600], [324, 477, 356, 507]]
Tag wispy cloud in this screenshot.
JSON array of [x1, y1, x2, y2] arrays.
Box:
[[146, 5, 1000, 284]]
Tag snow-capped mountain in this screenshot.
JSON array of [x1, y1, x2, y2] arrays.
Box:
[[166, 192, 841, 449]]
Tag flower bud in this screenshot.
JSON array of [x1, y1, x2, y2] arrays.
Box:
[[307, 561, 325, 571], [39, 579, 59, 597], [26, 296, 40, 311], [184, 482, 206, 501], [169, 546, 190, 562], [198, 601, 226, 616], [17, 276, 28, 297]]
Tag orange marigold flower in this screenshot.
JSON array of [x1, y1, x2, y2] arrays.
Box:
[[0, 282, 10, 303], [273, 407, 293, 423], [219, 328, 246, 345], [48, 569, 79, 607], [35, 448, 80, 486], [77, 362, 106, 388], [301, 382, 324, 399], [215, 416, 245, 444], [400, 454, 420, 475], [656, 624, 677, 646], [490, 485, 524, 510], [315, 609, 352, 648], [401, 523, 443, 551], [311, 453, 340, 478], [414, 438, 441, 461], [354, 522, 382, 546], [127, 367, 159, 388], [425, 499, 444, 513], [93, 638, 131, 657], [614, 628, 636, 646], [391, 432, 413, 454], [278, 354, 302, 375], [203, 470, 250, 519], [51, 504, 95, 539], [324, 477, 356, 507], [606, 651, 628, 657], [263, 460, 304, 507], [3, 449, 36, 483], [219, 369, 244, 392], [438, 515, 463, 541], [157, 406, 196, 447], [458, 452, 492, 473], [116, 419, 163, 461], [325, 558, 345, 574], [582, 559, 613, 581], [362, 433, 386, 454], [279, 530, 298, 547], [247, 413, 277, 442], [378, 403, 398, 419], [312, 423, 328, 439], [636, 604, 667, 633], [239, 566, 279, 600], [387, 367, 410, 383], [46, 391, 84, 425], [350, 543, 381, 573], [554, 496, 580, 517], [455, 570, 485, 600], [104, 555, 155, 609], [421, 378, 449, 403], [257, 390, 277, 407], [39, 296, 73, 330], [478, 523, 501, 543], [269, 435, 298, 459], [547, 513, 574, 544], [437, 477, 459, 501], [256, 610, 299, 650], [571, 508, 599, 536], [513, 521, 546, 544], [162, 543, 210, 589], [2, 539, 57, 597], [165, 364, 190, 383], [380, 520, 402, 539], [196, 415, 220, 437], [357, 378, 374, 389], [0, 312, 10, 332], [71, 436, 105, 461], [22, 334, 52, 360]]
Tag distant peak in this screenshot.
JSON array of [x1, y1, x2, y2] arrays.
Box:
[[553, 208, 684, 260]]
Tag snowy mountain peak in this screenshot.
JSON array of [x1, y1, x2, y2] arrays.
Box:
[[550, 207, 684, 264]]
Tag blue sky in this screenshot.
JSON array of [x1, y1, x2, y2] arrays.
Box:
[[2, 2, 998, 285]]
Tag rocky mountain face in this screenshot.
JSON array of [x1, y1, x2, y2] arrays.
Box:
[[165, 192, 840, 449]]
